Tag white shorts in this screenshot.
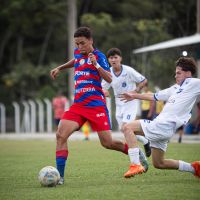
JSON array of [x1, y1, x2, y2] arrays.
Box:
[[116, 100, 138, 129], [140, 119, 176, 152]]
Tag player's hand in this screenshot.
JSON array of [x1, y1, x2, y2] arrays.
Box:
[[88, 53, 97, 66], [119, 92, 136, 102], [50, 68, 60, 80]]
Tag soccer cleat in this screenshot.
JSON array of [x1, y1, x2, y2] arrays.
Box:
[[57, 177, 64, 185], [191, 161, 200, 178], [144, 141, 151, 157], [124, 164, 145, 178], [139, 149, 149, 172]]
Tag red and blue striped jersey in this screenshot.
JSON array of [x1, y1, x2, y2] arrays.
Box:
[[73, 48, 110, 107]]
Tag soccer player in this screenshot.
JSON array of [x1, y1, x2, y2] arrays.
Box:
[[120, 56, 200, 178], [102, 48, 151, 158], [50, 27, 129, 185]]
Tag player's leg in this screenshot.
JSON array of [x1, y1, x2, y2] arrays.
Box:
[[88, 105, 129, 154], [122, 120, 146, 178], [97, 130, 128, 154], [136, 135, 151, 157], [115, 108, 148, 169], [151, 147, 179, 169], [151, 148, 200, 178], [56, 119, 80, 184], [121, 102, 151, 157], [122, 122, 151, 157]]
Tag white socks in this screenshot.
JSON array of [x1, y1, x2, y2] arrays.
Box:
[[136, 135, 148, 145], [178, 160, 194, 174], [128, 148, 140, 165]]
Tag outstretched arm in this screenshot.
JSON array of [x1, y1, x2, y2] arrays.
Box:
[[120, 91, 154, 102], [50, 59, 75, 80], [88, 53, 112, 83]]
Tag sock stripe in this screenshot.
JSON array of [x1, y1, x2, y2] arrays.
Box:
[[56, 150, 68, 158], [124, 143, 128, 155]]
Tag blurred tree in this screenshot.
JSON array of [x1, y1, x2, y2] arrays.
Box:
[[0, 0, 68, 103], [0, 0, 197, 104]]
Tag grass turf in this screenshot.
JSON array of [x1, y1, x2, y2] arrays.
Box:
[[0, 139, 199, 200]]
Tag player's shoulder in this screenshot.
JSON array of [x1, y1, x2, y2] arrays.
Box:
[[122, 64, 131, 70], [120, 64, 132, 73], [93, 48, 106, 58], [181, 78, 200, 87], [188, 77, 200, 83], [122, 64, 138, 72], [187, 78, 200, 89]]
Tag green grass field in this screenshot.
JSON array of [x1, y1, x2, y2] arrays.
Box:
[[0, 139, 199, 200]]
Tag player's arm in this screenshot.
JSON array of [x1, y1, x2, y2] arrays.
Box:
[[96, 67, 112, 83], [120, 91, 154, 103], [88, 53, 112, 83], [50, 59, 75, 80], [135, 79, 148, 93]]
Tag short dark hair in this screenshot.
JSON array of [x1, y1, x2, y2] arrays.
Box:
[[74, 27, 92, 39], [175, 57, 197, 75], [106, 48, 122, 58]]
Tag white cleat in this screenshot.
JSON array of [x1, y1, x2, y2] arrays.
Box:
[[57, 177, 64, 185]]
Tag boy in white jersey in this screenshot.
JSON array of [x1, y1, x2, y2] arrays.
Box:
[[102, 48, 151, 158], [120, 56, 200, 178]]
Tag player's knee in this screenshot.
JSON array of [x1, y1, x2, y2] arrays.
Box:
[[122, 123, 133, 136], [152, 160, 164, 169], [101, 140, 112, 149], [56, 129, 67, 144]]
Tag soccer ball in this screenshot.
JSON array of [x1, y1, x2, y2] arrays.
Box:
[[38, 166, 60, 187]]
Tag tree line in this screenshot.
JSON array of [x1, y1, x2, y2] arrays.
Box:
[[0, 0, 197, 105]]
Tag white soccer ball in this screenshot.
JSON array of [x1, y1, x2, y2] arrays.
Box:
[[38, 166, 60, 187]]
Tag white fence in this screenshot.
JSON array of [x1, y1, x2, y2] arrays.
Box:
[[0, 98, 112, 133]]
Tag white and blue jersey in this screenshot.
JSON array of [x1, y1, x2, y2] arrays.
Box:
[[102, 64, 146, 106], [102, 64, 146, 128], [154, 78, 200, 129], [140, 78, 200, 151]]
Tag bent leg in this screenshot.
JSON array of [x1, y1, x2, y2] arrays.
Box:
[[151, 148, 196, 176], [121, 122, 151, 157], [151, 148, 179, 169], [122, 120, 144, 148], [97, 130, 128, 154], [122, 120, 148, 177]]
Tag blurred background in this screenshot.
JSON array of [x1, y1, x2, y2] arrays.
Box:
[[0, 0, 200, 133]]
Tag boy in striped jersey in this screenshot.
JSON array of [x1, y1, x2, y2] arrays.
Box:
[[50, 27, 129, 184]]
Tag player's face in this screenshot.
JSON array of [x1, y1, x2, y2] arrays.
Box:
[[175, 66, 191, 85], [108, 55, 122, 69], [74, 36, 93, 55]]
